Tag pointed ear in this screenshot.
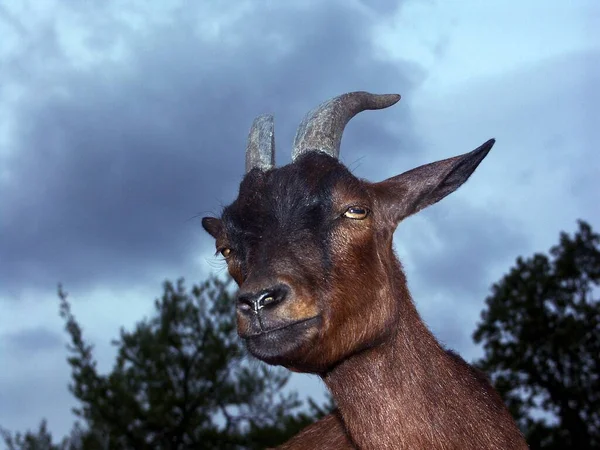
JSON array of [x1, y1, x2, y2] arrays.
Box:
[[374, 139, 495, 224], [201, 217, 223, 239]]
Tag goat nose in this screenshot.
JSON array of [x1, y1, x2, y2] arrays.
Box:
[[237, 284, 290, 314]]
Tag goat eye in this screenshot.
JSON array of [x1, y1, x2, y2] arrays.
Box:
[[220, 248, 232, 258], [343, 206, 369, 220]]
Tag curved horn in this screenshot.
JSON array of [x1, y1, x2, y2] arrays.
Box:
[[245, 114, 275, 173], [292, 91, 400, 161]]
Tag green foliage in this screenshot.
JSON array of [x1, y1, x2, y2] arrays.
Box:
[[0, 420, 66, 450], [2, 275, 328, 449], [473, 220, 600, 449]]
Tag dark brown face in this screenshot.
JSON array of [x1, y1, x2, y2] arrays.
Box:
[[203, 140, 496, 373], [203, 152, 398, 372]]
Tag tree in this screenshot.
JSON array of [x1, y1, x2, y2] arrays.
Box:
[[2, 276, 328, 449], [0, 420, 67, 450], [473, 220, 600, 449]]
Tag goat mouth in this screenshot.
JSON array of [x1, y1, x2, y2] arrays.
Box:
[[243, 315, 321, 338], [243, 316, 321, 364]]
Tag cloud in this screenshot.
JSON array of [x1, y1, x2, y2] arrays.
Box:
[[0, 0, 416, 297], [0, 0, 421, 437], [2, 327, 62, 354], [396, 48, 600, 360], [1, 0, 597, 441], [0, 355, 72, 438], [396, 202, 528, 356]]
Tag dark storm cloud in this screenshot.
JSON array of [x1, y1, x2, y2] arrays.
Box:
[[3, 327, 62, 354], [396, 199, 529, 356], [0, 0, 420, 295], [414, 203, 527, 296], [0, 362, 72, 434]]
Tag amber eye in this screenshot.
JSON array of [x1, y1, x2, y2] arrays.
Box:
[[220, 248, 232, 258], [343, 206, 369, 220]]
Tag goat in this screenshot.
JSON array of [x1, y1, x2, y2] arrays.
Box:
[[202, 92, 528, 449]]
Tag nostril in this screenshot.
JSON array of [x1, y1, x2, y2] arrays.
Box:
[[237, 284, 290, 313], [261, 295, 276, 306], [263, 284, 289, 307], [237, 293, 254, 312]]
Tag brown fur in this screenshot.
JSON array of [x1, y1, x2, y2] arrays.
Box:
[[274, 412, 355, 449], [203, 125, 528, 448]]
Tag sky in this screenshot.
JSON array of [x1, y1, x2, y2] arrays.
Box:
[[1, 0, 598, 439]]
